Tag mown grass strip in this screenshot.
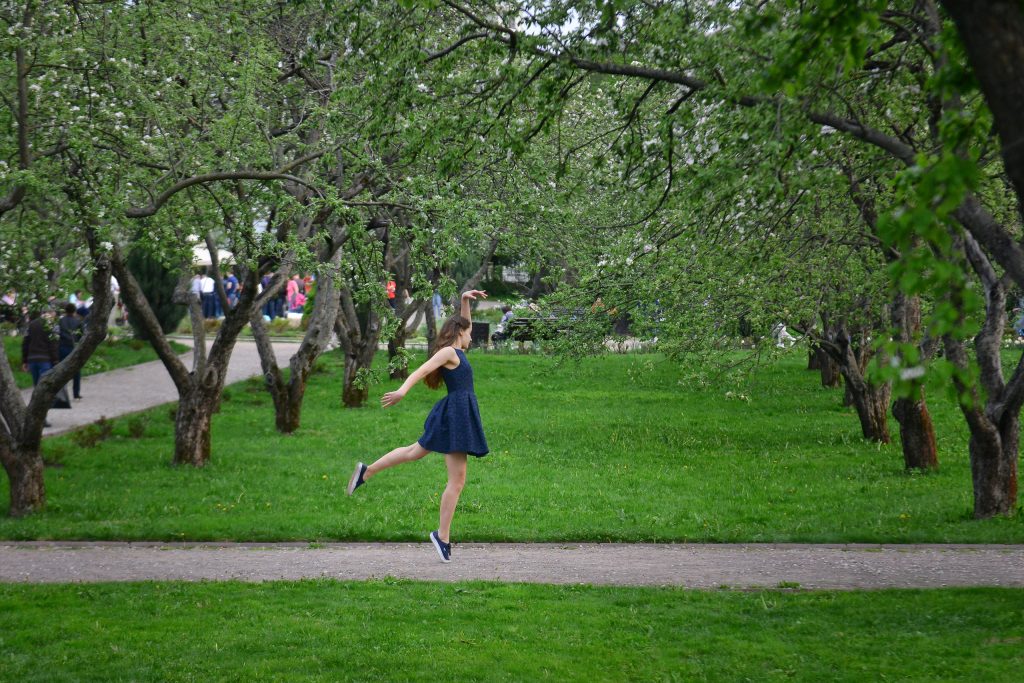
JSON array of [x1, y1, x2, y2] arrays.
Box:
[[0, 581, 1021, 682], [0, 351, 1021, 542]]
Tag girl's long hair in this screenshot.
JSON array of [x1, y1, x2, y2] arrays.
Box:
[[424, 315, 470, 389]]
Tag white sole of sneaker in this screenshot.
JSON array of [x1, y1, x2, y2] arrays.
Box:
[[346, 463, 365, 496], [430, 533, 451, 563]]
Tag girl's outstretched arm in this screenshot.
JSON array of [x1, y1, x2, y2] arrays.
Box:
[[460, 289, 487, 324], [381, 346, 458, 407]]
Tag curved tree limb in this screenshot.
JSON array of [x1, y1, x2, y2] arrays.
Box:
[[125, 172, 325, 218], [425, 32, 489, 62]]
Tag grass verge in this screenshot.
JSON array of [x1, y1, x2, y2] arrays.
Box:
[[0, 581, 1020, 681], [0, 350, 1021, 542]]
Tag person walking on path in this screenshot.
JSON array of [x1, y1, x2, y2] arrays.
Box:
[[22, 309, 59, 385], [58, 303, 84, 400], [21, 308, 59, 427], [347, 290, 490, 564]]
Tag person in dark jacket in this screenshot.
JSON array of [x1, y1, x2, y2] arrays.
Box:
[[21, 309, 59, 386], [21, 309, 59, 427], [58, 303, 84, 400]]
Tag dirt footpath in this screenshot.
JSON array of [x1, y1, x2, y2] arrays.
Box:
[[2, 542, 1022, 589], [29, 339, 301, 437]]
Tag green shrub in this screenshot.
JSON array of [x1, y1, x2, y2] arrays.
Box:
[[269, 318, 291, 334], [126, 416, 148, 439], [125, 250, 188, 341], [70, 417, 114, 448]]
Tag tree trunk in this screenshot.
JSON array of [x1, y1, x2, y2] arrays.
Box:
[[817, 347, 842, 388], [843, 338, 870, 408], [335, 287, 382, 408], [845, 374, 892, 443], [407, 305, 424, 333], [842, 378, 855, 407], [248, 313, 289, 427], [942, 1, 1024, 222], [250, 265, 338, 434], [449, 237, 501, 308], [944, 234, 1021, 517], [425, 296, 438, 357], [117, 241, 269, 464], [966, 412, 1019, 517], [173, 388, 215, 466], [339, 321, 381, 409], [890, 292, 939, 471], [527, 266, 552, 299], [274, 340, 326, 432], [0, 244, 113, 517], [342, 352, 371, 408], [807, 348, 820, 370], [834, 330, 891, 443], [892, 389, 939, 470], [388, 338, 409, 380], [274, 382, 305, 433], [255, 357, 302, 434], [0, 446, 45, 517], [271, 376, 296, 432], [387, 301, 422, 380]]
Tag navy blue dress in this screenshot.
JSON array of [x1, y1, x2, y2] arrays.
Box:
[[418, 349, 489, 457]]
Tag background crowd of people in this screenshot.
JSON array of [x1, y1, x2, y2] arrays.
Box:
[[187, 270, 317, 321]]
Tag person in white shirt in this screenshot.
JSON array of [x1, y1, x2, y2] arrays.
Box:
[[110, 276, 126, 325], [200, 274, 216, 319], [772, 322, 798, 348]]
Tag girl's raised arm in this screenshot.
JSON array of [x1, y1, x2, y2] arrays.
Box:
[[460, 289, 488, 324], [381, 346, 458, 408]]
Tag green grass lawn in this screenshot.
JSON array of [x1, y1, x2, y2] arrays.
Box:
[[4, 334, 190, 389], [0, 581, 1020, 681], [0, 349, 1022, 542]]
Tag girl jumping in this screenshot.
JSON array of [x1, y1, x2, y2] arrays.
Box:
[[347, 290, 490, 563]]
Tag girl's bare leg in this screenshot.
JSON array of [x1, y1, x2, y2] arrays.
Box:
[[438, 452, 468, 542], [365, 442, 429, 480]]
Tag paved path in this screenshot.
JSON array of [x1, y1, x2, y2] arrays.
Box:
[[27, 340, 301, 437], [2, 542, 1022, 589]]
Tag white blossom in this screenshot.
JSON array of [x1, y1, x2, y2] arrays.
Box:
[[900, 366, 926, 380]]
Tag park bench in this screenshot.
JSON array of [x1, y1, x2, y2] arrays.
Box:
[[500, 308, 583, 347], [469, 321, 490, 349], [506, 317, 542, 342]]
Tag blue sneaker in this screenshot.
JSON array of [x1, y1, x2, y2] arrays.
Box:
[[346, 462, 367, 495], [430, 530, 451, 563]]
